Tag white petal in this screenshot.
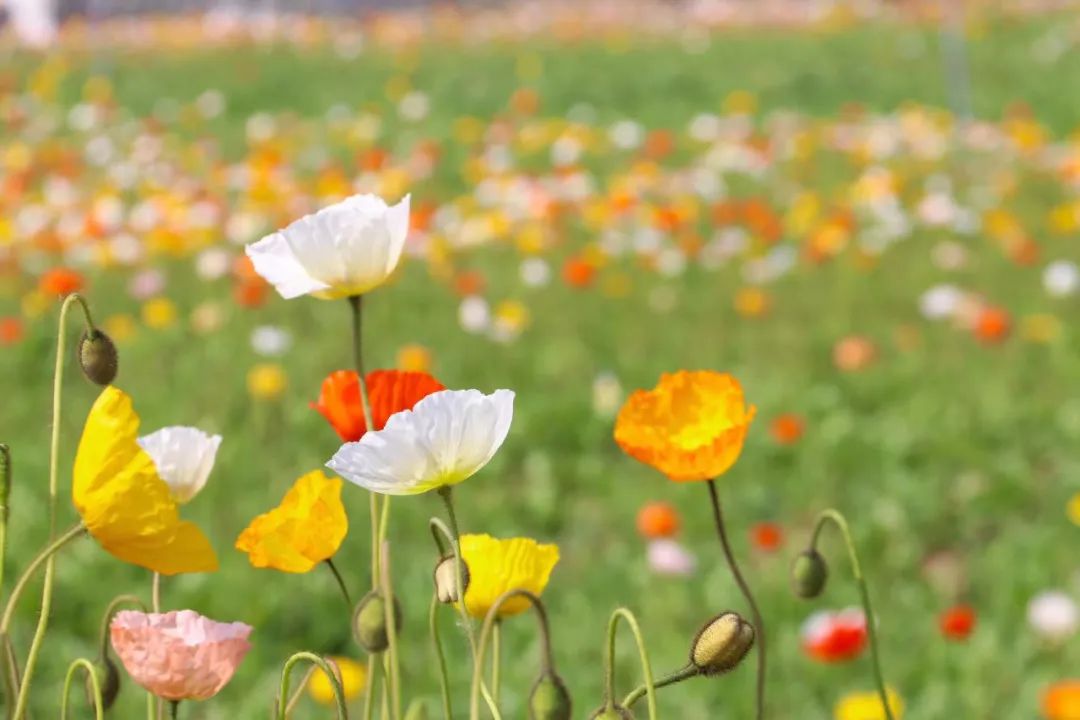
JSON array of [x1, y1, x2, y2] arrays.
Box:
[[137, 426, 222, 504], [245, 232, 329, 299]]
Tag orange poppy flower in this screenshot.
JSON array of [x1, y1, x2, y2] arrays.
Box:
[[614, 371, 755, 482], [562, 256, 596, 289], [769, 413, 805, 445], [1044, 681, 1080, 720], [636, 501, 680, 539], [974, 306, 1011, 344], [39, 267, 85, 296], [312, 369, 445, 442], [0, 317, 23, 345], [233, 279, 268, 309], [750, 521, 783, 552]]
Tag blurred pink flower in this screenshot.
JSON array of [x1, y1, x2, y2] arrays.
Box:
[[110, 610, 252, 701], [647, 538, 697, 577]]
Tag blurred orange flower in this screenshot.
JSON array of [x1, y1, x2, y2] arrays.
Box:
[[562, 256, 596, 289], [235, 470, 347, 573], [750, 521, 783, 552], [939, 605, 976, 641], [1043, 681, 1080, 720], [770, 413, 805, 445], [614, 370, 755, 482], [312, 369, 445, 442], [636, 501, 680, 539], [39, 267, 84, 296], [974, 306, 1011, 344], [0, 317, 24, 345], [833, 335, 877, 372]]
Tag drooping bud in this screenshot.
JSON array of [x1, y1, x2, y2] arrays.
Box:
[[791, 549, 829, 599], [528, 671, 572, 720], [404, 699, 429, 720], [588, 705, 634, 719], [689, 612, 755, 676], [352, 591, 403, 653], [86, 655, 121, 710], [77, 329, 118, 386], [433, 555, 470, 604]]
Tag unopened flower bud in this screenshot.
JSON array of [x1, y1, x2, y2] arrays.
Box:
[[791, 549, 829, 599], [529, 671, 572, 720], [690, 612, 755, 676], [433, 555, 469, 604], [588, 705, 634, 719], [352, 591, 403, 653], [77, 329, 119, 386], [87, 655, 121, 710]]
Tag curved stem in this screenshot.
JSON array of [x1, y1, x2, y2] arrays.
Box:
[[602, 608, 657, 720], [428, 595, 454, 720], [283, 665, 317, 716], [0, 444, 11, 601], [325, 558, 352, 607], [706, 479, 765, 720], [1, 633, 20, 720], [13, 293, 94, 718], [97, 594, 147, 657], [809, 509, 895, 720], [60, 658, 103, 720], [277, 651, 348, 720], [0, 523, 86, 633], [470, 589, 554, 720], [622, 665, 699, 710]]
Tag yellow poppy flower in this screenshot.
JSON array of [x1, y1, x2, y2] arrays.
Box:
[[307, 657, 366, 706], [834, 688, 904, 720], [614, 370, 755, 482], [460, 534, 559, 620], [235, 470, 347, 573], [73, 387, 218, 575]]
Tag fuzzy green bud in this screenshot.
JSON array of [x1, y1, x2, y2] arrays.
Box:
[[87, 656, 121, 710], [689, 612, 755, 676], [528, 671, 572, 720], [352, 591, 403, 653], [588, 705, 634, 719], [77, 329, 118, 386], [791, 549, 829, 599], [433, 555, 469, 604]]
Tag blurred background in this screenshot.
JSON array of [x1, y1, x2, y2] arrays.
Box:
[[2, 0, 1080, 718]]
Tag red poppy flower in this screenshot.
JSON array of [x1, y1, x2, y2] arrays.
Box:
[[769, 413, 805, 445], [802, 609, 867, 663], [974, 306, 1011, 345], [39, 267, 85, 296], [636, 501, 680, 539], [0, 317, 24, 346], [312, 370, 445, 442], [939, 604, 976, 641], [750, 521, 783, 552], [562, 257, 596, 289]]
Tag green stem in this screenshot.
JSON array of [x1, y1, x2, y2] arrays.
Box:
[[491, 621, 501, 707], [809, 509, 895, 720], [96, 594, 147, 657], [325, 558, 352, 607], [706, 479, 765, 720], [602, 608, 657, 720], [12, 293, 94, 719], [152, 572, 161, 612], [363, 650, 382, 720], [168, 700, 179, 720], [60, 658, 103, 720], [277, 652, 348, 720], [429, 595, 454, 720], [283, 665, 317, 716], [0, 445, 11, 601], [622, 665, 698, 709], [377, 505, 401, 720], [0, 523, 86, 633], [1, 633, 20, 720]]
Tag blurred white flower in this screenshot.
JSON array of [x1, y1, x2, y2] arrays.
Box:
[[609, 120, 644, 150], [520, 258, 551, 288], [1027, 590, 1078, 642], [647, 539, 696, 577], [195, 248, 231, 281], [591, 372, 623, 419], [137, 427, 222, 505], [1044, 260, 1079, 298], [250, 325, 292, 357], [931, 240, 968, 271], [919, 284, 962, 320], [459, 296, 491, 334], [398, 92, 430, 122]]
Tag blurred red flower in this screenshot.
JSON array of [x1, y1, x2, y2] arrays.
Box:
[[974, 306, 1011, 345], [0, 317, 24, 346], [769, 413, 805, 445], [802, 609, 867, 663], [39, 267, 84, 296], [750, 521, 784, 552], [636, 501, 680, 539], [939, 605, 976, 641], [312, 369, 445, 442]]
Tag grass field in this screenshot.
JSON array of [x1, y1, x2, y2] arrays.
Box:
[[2, 9, 1080, 719]]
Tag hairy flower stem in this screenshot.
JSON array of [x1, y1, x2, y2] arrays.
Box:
[[60, 658, 103, 720], [706, 479, 766, 720], [348, 294, 401, 720], [622, 665, 699, 709], [809, 509, 895, 720], [363, 652, 382, 720], [277, 652, 347, 719], [0, 445, 11, 601], [13, 294, 95, 718], [325, 558, 352, 607], [601, 608, 657, 720], [490, 621, 502, 706], [0, 523, 86, 633], [428, 595, 454, 720]]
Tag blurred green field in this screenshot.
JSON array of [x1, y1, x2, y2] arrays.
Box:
[[3, 10, 1080, 719]]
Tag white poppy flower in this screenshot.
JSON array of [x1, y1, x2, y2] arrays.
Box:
[[327, 389, 514, 496], [245, 193, 410, 300], [1027, 590, 1078, 642], [137, 427, 222, 504]]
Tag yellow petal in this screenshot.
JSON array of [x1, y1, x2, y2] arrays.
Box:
[[461, 534, 559, 619]]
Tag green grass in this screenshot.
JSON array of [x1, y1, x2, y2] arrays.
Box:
[[3, 10, 1080, 719]]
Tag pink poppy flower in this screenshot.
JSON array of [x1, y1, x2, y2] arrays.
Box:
[[110, 610, 252, 701]]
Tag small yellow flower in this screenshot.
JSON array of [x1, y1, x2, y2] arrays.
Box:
[[460, 534, 559, 620], [307, 657, 366, 706], [834, 688, 904, 720], [1066, 493, 1080, 527], [102, 314, 137, 344], [235, 470, 348, 573], [396, 344, 432, 374], [734, 288, 770, 318], [142, 298, 178, 330], [1022, 314, 1062, 344], [247, 363, 287, 400]]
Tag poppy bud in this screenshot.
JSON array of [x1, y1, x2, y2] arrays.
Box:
[[689, 612, 755, 676], [404, 699, 429, 720], [433, 555, 469, 604], [352, 591, 403, 653], [791, 549, 829, 599], [77, 329, 118, 386], [588, 705, 634, 719], [528, 671, 572, 720], [86, 655, 121, 710]]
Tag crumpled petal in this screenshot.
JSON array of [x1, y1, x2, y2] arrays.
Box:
[[460, 534, 559, 619]]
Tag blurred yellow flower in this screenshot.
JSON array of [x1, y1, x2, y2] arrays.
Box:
[[1022, 314, 1062, 344], [834, 688, 904, 720], [235, 470, 347, 573], [102, 314, 137, 344], [734, 287, 770, 318], [73, 387, 218, 575], [142, 298, 178, 329], [21, 290, 50, 319], [247, 363, 287, 400], [307, 657, 366, 706], [460, 534, 559, 619], [1067, 493, 1080, 527], [396, 344, 432, 373]]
